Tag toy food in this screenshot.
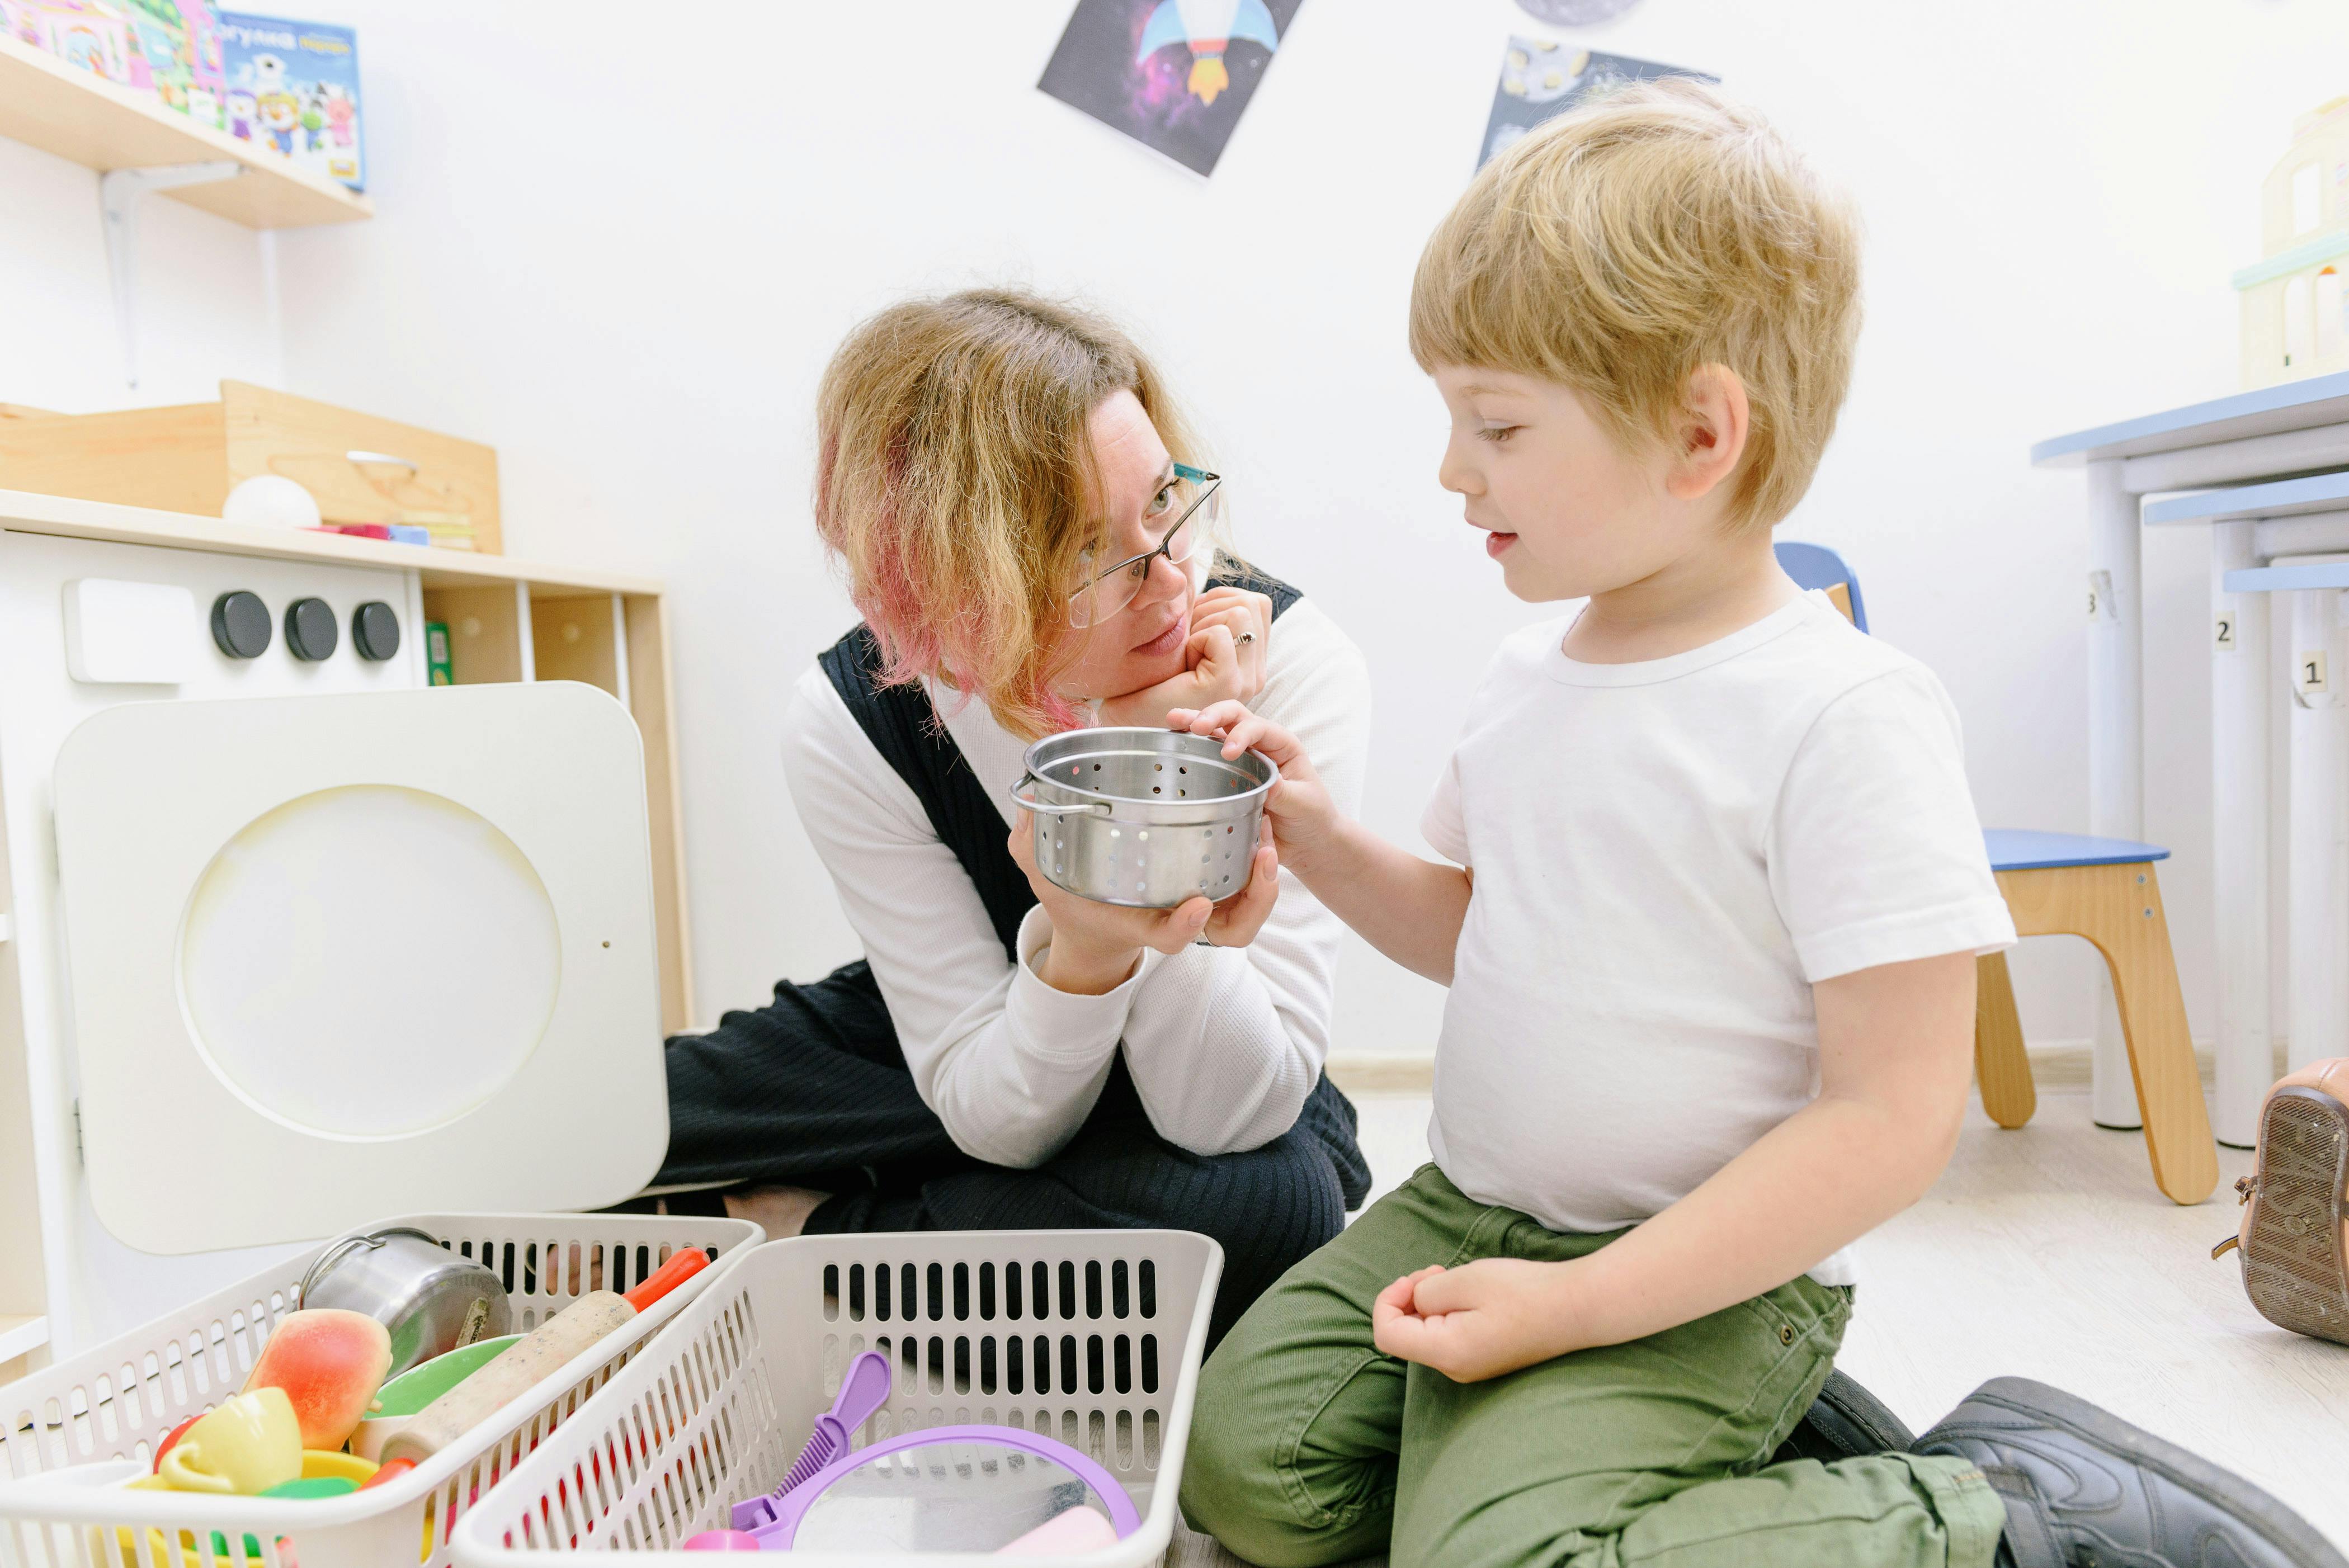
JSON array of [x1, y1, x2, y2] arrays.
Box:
[[359, 1456, 414, 1491], [156, 1388, 301, 1495], [244, 1307, 394, 1449], [380, 1248, 709, 1466]]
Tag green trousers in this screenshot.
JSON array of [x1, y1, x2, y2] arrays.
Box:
[[1180, 1165, 2006, 1568]]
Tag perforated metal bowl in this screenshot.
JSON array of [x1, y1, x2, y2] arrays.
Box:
[[1010, 726, 1278, 908]]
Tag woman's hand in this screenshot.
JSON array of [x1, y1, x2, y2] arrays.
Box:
[[1371, 1258, 1595, 1383], [1008, 815, 1282, 995], [1188, 584, 1271, 695], [1168, 701, 1342, 877], [1097, 587, 1272, 729]]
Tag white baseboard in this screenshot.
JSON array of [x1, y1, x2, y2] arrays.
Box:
[[1327, 1054, 1433, 1095]]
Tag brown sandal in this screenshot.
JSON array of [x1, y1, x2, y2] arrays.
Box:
[[2214, 1059, 2349, 1344]]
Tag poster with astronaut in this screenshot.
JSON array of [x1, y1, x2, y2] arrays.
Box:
[[1480, 40, 1712, 170], [1040, 0, 1303, 177]]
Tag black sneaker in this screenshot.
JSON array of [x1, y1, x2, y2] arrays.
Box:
[[1770, 1368, 1917, 1465], [1913, 1377, 2342, 1568]]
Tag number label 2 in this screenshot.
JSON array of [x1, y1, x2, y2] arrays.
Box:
[[2216, 613, 2237, 651]]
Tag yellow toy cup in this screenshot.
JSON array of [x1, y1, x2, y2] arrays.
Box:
[[156, 1387, 301, 1495]]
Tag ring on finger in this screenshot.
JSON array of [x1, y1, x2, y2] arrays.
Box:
[[1235, 631, 1256, 646]]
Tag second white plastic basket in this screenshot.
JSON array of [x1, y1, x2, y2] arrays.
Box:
[[0, 1212, 760, 1568], [450, 1229, 1222, 1567]]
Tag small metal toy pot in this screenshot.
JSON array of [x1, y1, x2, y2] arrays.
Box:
[[1009, 727, 1278, 909], [298, 1226, 512, 1379]]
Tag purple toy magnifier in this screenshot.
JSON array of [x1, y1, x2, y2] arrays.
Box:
[[741, 1426, 1142, 1552]]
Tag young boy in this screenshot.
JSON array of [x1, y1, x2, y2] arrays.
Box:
[[1172, 82, 2338, 1568]]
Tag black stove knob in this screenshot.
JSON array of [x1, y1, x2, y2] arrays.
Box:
[[210, 591, 272, 658], [352, 601, 401, 660], [285, 597, 338, 661]]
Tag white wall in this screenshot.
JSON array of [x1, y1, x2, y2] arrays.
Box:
[[0, 135, 281, 410], [12, 0, 2349, 1058]]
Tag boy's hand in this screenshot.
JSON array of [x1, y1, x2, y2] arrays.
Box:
[[1371, 1258, 1592, 1383], [1168, 701, 1342, 876]]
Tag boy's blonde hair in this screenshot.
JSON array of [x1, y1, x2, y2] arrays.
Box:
[[1411, 79, 1860, 531], [814, 289, 1197, 739]]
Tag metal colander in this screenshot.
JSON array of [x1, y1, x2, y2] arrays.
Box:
[[1010, 727, 1277, 909]]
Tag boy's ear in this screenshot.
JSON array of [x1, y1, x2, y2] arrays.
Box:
[[1665, 363, 1751, 504]]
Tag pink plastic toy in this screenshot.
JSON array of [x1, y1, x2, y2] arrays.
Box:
[[681, 1529, 761, 1551]]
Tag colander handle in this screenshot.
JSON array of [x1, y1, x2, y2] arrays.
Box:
[[1008, 775, 1111, 816]]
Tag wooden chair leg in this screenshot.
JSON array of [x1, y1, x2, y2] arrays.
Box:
[[1974, 950, 2036, 1128], [2000, 862, 2219, 1205], [2094, 867, 2220, 1204]]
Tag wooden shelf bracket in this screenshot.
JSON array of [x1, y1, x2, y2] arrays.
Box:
[[101, 159, 246, 391]]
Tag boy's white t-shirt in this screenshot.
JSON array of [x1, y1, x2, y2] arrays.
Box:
[[1421, 592, 2015, 1286]]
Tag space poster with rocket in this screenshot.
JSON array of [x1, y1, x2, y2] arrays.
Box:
[[1040, 0, 1302, 177]]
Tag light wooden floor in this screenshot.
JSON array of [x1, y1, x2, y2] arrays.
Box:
[[1166, 1088, 2349, 1565]]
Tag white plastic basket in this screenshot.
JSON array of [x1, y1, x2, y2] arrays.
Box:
[[450, 1230, 1222, 1567], [0, 1212, 761, 1568]]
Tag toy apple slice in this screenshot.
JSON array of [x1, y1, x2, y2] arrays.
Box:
[[244, 1309, 394, 1451]]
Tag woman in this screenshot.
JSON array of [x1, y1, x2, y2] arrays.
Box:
[[650, 289, 1371, 1338]]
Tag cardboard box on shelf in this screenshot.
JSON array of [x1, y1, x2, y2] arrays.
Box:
[[0, 382, 502, 554]]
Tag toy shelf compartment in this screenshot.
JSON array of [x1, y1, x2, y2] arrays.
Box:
[[0, 1212, 760, 1568], [0, 34, 370, 229], [450, 1230, 1223, 1568]]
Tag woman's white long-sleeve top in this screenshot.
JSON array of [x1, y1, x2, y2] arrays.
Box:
[[780, 598, 1370, 1170]]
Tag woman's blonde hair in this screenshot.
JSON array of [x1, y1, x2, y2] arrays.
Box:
[[814, 289, 1197, 738], [1410, 78, 1861, 531]]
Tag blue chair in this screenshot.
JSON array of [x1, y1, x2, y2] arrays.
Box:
[[1775, 542, 2218, 1206], [1774, 540, 1867, 632]]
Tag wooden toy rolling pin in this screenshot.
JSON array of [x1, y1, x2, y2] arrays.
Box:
[[380, 1247, 710, 1466]]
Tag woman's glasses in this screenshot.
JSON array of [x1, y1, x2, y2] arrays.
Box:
[[1065, 465, 1222, 629]]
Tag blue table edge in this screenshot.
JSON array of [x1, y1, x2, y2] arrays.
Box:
[[2031, 369, 2349, 467]]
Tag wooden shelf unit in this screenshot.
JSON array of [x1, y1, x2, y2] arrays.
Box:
[[0, 489, 694, 1033], [0, 33, 371, 229]]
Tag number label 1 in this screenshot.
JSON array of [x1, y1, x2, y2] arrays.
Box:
[[2296, 649, 2332, 705], [2216, 613, 2237, 651]]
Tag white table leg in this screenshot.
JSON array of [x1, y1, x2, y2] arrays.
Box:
[[2288, 580, 2349, 1083], [2211, 521, 2271, 1147], [2086, 460, 2145, 1128]]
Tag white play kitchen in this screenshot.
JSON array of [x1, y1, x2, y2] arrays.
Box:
[[0, 485, 1228, 1567], [0, 482, 770, 1566]]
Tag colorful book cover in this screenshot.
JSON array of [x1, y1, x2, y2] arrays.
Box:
[[218, 10, 363, 191], [117, 0, 227, 125], [18, 1, 137, 85], [426, 622, 453, 686]]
